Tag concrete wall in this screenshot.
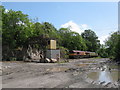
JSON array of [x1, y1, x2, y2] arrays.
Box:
[[46, 50, 60, 60]]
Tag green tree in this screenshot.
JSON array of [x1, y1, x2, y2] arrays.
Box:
[[97, 44, 108, 58], [114, 33, 120, 62], [42, 22, 58, 39], [0, 6, 3, 44], [58, 28, 87, 50], [31, 22, 44, 36], [105, 31, 119, 58], [2, 8, 31, 48], [105, 31, 120, 61], [81, 29, 100, 52]]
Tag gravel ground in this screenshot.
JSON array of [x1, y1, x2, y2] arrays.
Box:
[[1, 58, 119, 88]]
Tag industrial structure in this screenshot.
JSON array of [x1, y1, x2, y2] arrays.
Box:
[[46, 39, 60, 62]]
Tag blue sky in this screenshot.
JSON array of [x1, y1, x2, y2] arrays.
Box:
[[2, 2, 118, 44]]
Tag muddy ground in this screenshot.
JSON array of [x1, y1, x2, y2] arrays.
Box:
[[1, 58, 120, 88]]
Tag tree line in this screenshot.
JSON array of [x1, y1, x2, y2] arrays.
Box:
[[1, 6, 120, 62]]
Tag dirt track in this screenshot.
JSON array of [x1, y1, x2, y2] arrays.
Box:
[[1, 58, 119, 88]]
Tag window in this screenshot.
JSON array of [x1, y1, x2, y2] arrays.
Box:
[[77, 52, 79, 54]]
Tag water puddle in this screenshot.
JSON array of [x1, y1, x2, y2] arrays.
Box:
[[87, 65, 119, 83], [46, 67, 69, 72]]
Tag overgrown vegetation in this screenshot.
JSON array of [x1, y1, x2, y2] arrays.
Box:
[[1, 6, 120, 62], [105, 31, 120, 62]]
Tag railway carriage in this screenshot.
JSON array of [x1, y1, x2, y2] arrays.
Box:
[[69, 50, 98, 59]]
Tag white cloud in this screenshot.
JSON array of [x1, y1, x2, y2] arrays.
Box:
[[98, 28, 118, 45], [61, 21, 83, 34], [5, 9, 9, 13], [61, 21, 91, 35], [61, 21, 117, 45], [98, 35, 109, 45], [80, 24, 91, 30]]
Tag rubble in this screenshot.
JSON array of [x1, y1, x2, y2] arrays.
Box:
[[2, 58, 119, 88], [50, 58, 57, 63]]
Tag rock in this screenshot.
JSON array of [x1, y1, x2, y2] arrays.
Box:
[[51, 58, 57, 63], [39, 58, 57, 63], [104, 82, 111, 87], [45, 58, 51, 63], [91, 81, 94, 84], [0, 66, 2, 70], [39, 58, 45, 63], [114, 81, 118, 85], [73, 71, 79, 76], [113, 83, 118, 88], [100, 81, 106, 85], [117, 79, 120, 82]]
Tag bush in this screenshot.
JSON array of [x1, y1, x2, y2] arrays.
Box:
[[9, 57, 17, 61], [58, 46, 69, 59]]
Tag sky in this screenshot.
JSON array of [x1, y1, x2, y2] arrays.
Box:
[[2, 2, 118, 44]]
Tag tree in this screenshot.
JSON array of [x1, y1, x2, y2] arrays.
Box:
[[97, 45, 108, 58], [114, 33, 120, 62], [105, 31, 120, 61], [42, 22, 58, 39], [31, 22, 44, 36], [58, 28, 87, 50], [2, 7, 31, 49], [81, 29, 100, 52], [0, 6, 2, 44], [105, 31, 119, 58]]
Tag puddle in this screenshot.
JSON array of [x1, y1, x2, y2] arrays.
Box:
[[46, 67, 69, 72], [87, 65, 120, 83]]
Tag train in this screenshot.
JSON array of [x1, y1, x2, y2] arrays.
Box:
[[69, 50, 98, 59]]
